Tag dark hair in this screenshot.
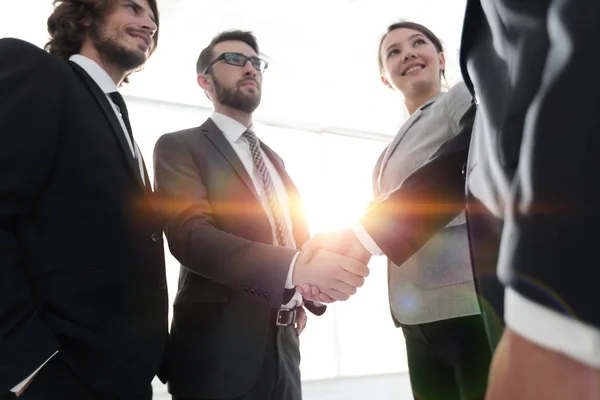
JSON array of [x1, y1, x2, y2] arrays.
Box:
[[45, 0, 159, 81], [377, 21, 446, 84], [196, 30, 259, 75]]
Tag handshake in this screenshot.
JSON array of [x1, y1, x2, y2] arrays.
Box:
[[292, 229, 373, 303]]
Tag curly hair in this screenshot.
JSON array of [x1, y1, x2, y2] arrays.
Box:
[[45, 0, 159, 79]]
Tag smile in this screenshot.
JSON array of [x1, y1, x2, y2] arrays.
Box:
[[402, 65, 425, 76]]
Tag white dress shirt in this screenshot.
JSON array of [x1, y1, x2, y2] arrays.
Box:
[[210, 112, 302, 309], [69, 55, 145, 184], [12, 54, 144, 393]]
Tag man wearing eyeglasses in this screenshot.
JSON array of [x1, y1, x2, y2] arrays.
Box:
[[153, 30, 369, 400]]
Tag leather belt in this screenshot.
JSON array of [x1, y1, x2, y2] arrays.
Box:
[[271, 308, 297, 327]]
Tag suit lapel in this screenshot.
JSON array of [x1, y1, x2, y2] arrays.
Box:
[[379, 109, 424, 177], [261, 144, 310, 248], [379, 95, 442, 179], [459, 0, 484, 96], [372, 145, 388, 197], [69, 62, 145, 189], [201, 119, 261, 204]]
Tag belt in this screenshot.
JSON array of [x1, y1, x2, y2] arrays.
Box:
[[270, 307, 297, 327]]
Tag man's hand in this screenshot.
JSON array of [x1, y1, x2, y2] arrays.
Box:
[[295, 307, 307, 336], [486, 328, 600, 400], [302, 230, 372, 265], [297, 230, 372, 303], [292, 248, 369, 302]]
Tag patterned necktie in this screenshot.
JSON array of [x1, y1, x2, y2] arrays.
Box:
[[243, 129, 294, 249], [244, 130, 297, 304]]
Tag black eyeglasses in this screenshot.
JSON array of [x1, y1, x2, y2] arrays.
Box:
[[203, 52, 269, 74]]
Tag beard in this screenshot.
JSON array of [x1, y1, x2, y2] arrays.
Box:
[[89, 19, 147, 72], [212, 75, 261, 113]]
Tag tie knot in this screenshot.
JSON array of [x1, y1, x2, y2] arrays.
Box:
[[108, 92, 127, 114], [243, 129, 259, 146]]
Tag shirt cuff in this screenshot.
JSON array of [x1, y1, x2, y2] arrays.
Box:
[[352, 223, 384, 256], [285, 251, 301, 289], [11, 351, 58, 392], [505, 288, 600, 368]]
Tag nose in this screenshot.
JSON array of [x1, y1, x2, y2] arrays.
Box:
[[141, 15, 158, 37], [242, 60, 258, 76], [403, 51, 417, 62]]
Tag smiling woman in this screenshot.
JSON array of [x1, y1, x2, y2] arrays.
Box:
[[370, 20, 492, 400]]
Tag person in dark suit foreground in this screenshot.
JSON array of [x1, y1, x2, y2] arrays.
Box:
[[0, 1, 168, 399]]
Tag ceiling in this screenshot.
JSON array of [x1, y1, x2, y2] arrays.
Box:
[[0, 0, 467, 136]]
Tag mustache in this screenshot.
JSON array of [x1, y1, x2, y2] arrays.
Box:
[[238, 78, 259, 88]]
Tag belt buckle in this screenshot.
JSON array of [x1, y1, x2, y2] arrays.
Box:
[[276, 308, 296, 327]]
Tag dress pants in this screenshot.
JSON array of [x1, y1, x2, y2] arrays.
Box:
[[174, 316, 301, 400], [15, 355, 152, 400], [401, 315, 492, 400]]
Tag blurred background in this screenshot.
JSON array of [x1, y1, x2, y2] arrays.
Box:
[[0, 1, 467, 398]]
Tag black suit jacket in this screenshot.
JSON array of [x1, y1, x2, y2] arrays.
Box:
[[362, 0, 600, 350], [464, 0, 600, 342], [0, 39, 168, 394], [153, 119, 324, 399]]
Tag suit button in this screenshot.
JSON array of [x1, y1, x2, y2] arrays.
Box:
[[250, 289, 257, 297], [151, 233, 161, 243], [158, 280, 167, 290]]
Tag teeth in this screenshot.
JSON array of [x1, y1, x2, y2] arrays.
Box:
[[404, 65, 423, 75]]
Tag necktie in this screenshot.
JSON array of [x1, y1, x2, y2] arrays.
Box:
[[243, 130, 296, 303], [243, 129, 294, 248], [108, 91, 136, 155]]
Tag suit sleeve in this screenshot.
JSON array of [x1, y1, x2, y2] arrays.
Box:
[[153, 133, 296, 308], [359, 102, 475, 266], [498, 0, 600, 367], [0, 39, 61, 391]]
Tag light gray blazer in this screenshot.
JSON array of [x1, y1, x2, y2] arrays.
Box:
[[374, 82, 480, 325]]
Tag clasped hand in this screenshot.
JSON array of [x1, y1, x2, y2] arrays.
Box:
[[292, 230, 372, 303]]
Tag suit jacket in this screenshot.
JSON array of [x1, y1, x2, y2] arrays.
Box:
[[464, 0, 600, 350], [0, 39, 168, 394], [153, 119, 324, 399], [374, 83, 479, 325], [362, 0, 600, 352]]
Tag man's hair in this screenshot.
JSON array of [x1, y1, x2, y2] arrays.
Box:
[[45, 0, 160, 60], [196, 30, 259, 75]]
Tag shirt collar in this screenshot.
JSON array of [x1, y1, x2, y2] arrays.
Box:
[[69, 54, 119, 94], [210, 112, 253, 143]]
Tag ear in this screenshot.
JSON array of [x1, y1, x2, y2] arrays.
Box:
[[197, 74, 212, 91], [380, 75, 394, 90], [438, 52, 446, 73]]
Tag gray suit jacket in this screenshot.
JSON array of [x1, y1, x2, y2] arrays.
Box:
[[374, 83, 479, 325], [153, 119, 323, 398]]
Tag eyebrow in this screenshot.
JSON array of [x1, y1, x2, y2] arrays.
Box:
[[128, 0, 157, 25], [385, 33, 427, 53]]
